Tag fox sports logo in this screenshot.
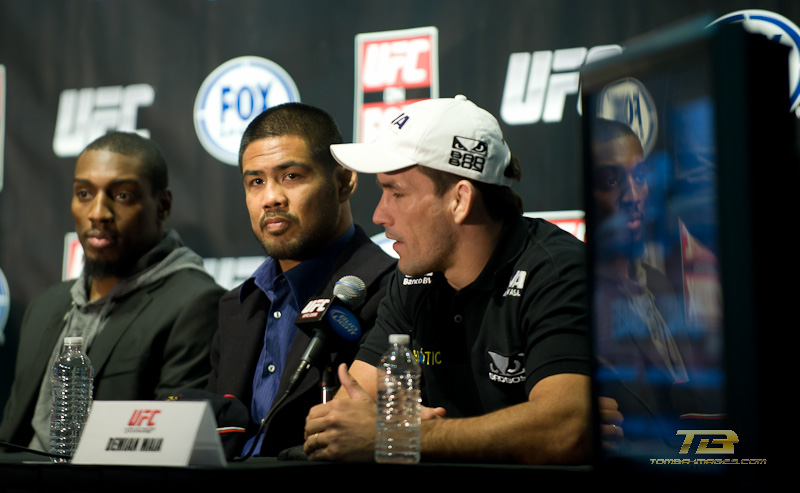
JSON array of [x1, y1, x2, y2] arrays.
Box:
[[710, 10, 800, 114], [194, 56, 301, 165], [595, 77, 658, 157]]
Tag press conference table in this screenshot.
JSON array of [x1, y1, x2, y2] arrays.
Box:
[[0, 452, 594, 491], [3, 451, 764, 492]]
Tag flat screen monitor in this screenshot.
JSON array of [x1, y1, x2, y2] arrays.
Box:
[[581, 17, 792, 484]]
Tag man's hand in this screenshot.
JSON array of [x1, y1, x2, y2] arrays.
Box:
[[422, 405, 446, 420], [303, 364, 376, 461], [598, 396, 624, 451]]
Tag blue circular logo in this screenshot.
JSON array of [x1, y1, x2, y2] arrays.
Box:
[[194, 56, 301, 165], [595, 77, 658, 157], [711, 10, 800, 113], [0, 267, 9, 345]]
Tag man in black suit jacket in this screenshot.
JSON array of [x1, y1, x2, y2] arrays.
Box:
[[205, 103, 394, 458], [0, 132, 224, 451]]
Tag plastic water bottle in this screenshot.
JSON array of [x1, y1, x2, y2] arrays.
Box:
[[375, 333, 421, 463], [50, 336, 94, 462]]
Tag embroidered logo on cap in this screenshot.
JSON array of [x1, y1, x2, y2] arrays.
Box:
[[391, 113, 410, 130], [449, 136, 487, 172]]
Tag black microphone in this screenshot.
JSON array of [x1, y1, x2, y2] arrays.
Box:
[[284, 275, 366, 396]]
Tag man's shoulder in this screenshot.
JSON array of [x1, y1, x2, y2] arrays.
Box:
[[331, 225, 396, 287], [343, 225, 396, 268], [146, 268, 225, 306], [494, 216, 586, 295], [518, 217, 585, 263], [28, 279, 76, 305], [521, 216, 584, 245]]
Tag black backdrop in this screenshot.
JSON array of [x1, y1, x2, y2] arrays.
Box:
[[2, 0, 798, 412]]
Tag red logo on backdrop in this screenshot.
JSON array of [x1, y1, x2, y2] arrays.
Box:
[[129, 409, 161, 427], [526, 211, 586, 242], [354, 27, 439, 144], [62, 232, 84, 281]]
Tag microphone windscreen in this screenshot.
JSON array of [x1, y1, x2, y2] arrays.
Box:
[[333, 275, 366, 308]]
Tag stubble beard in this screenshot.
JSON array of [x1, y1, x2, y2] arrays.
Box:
[[256, 187, 341, 262], [82, 251, 138, 280]]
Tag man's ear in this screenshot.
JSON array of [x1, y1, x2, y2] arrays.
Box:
[[337, 167, 357, 202], [450, 180, 476, 225], [157, 189, 173, 221]]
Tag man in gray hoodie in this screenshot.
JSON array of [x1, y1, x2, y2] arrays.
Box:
[[0, 132, 225, 452]]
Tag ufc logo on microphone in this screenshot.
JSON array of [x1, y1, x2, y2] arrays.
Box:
[[301, 298, 331, 314], [676, 430, 738, 454]]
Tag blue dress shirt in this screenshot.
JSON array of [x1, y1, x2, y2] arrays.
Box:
[[242, 225, 355, 455]]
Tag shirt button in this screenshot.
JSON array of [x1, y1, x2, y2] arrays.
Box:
[[267, 364, 276, 373], [273, 311, 282, 319], [454, 314, 463, 323]]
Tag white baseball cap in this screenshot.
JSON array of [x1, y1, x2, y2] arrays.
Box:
[[330, 95, 513, 186]]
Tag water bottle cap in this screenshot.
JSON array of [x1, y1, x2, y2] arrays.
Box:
[[389, 334, 410, 346], [64, 336, 84, 346]]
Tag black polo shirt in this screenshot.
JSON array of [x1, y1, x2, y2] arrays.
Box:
[[357, 216, 591, 418]]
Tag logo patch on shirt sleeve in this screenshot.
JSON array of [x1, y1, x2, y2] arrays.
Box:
[[488, 351, 526, 384], [503, 270, 527, 297]]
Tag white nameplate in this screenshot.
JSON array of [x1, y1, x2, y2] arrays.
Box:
[[72, 400, 226, 467]]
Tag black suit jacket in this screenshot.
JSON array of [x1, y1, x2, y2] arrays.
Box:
[[206, 225, 395, 457], [0, 269, 225, 447]]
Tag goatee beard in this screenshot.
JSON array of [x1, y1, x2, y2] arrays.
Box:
[[83, 256, 136, 280]]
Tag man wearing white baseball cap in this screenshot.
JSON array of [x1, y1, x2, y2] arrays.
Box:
[[303, 95, 594, 464]]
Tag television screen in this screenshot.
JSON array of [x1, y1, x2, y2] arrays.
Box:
[[581, 18, 790, 480]]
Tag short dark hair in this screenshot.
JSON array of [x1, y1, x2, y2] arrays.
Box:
[[83, 131, 169, 194], [238, 103, 343, 171], [593, 118, 638, 145], [417, 155, 524, 221]]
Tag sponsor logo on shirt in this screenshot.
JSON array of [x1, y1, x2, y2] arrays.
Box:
[[488, 351, 526, 384], [414, 347, 442, 366], [402, 273, 433, 286], [503, 270, 527, 297], [52, 83, 155, 158]]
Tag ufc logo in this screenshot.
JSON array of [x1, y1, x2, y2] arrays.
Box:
[[676, 430, 738, 454], [500, 45, 621, 124], [129, 409, 161, 427], [301, 298, 330, 314], [361, 37, 432, 90], [53, 84, 155, 157]]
